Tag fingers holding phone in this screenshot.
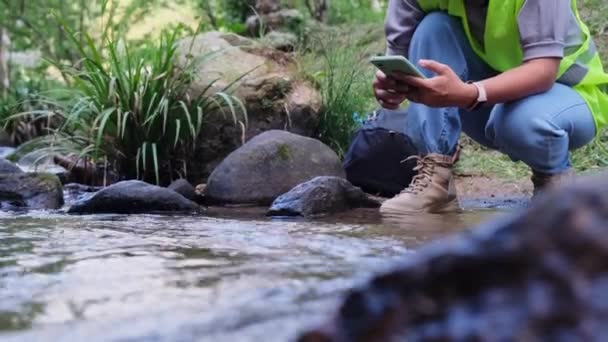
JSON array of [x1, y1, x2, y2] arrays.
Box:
[[373, 70, 412, 109]]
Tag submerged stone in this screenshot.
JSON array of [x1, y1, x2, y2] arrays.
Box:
[[63, 183, 103, 206], [168, 179, 197, 201], [299, 172, 608, 341], [68, 180, 201, 214], [268, 176, 380, 217], [0, 173, 63, 210], [206, 130, 345, 205]]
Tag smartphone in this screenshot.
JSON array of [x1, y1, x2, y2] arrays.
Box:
[[370, 55, 426, 79]]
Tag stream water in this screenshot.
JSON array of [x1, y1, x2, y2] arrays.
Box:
[[0, 207, 505, 341]]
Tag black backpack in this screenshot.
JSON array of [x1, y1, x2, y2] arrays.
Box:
[[343, 108, 418, 197]]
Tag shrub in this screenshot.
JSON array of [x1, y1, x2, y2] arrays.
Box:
[[299, 28, 379, 157], [0, 69, 64, 145], [18, 26, 246, 185]]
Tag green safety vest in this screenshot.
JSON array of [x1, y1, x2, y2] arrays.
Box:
[[417, 0, 608, 131]]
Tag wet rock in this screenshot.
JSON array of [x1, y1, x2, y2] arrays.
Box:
[[0, 158, 22, 174], [63, 183, 103, 206], [176, 31, 321, 181], [0, 173, 63, 210], [206, 130, 345, 205], [268, 176, 380, 217], [168, 179, 196, 201], [68, 180, 201, 214], [300, 172, 608, 342]]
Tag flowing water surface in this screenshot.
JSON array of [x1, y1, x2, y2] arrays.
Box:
[[0, 207, 505, 341]]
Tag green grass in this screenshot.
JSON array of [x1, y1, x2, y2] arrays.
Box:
[[0, 70, 65, 146], [297, 24, 383, 156], [455, 129, 608, 181]]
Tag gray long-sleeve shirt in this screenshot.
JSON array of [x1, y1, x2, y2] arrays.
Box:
[[385, 0, 583, 64]]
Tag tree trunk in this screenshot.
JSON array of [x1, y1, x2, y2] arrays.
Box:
[[305, 0, 330, 22], [0, 28, 10, 98], [255, 0, 281, 14]]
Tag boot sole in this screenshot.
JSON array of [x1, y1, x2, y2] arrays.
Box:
[[380, 198, 461, 216]]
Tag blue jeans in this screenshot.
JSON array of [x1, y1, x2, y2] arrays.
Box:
[[404, 12, 596, 174]]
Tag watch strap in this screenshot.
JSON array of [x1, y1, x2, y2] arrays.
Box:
[[466, 81, 487, 111]]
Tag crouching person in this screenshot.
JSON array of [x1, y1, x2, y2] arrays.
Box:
[[375, 0, 608, 215]]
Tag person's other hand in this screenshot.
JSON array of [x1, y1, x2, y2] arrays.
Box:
[[373, 70, 411, 109], [392, 59, 478, 108]]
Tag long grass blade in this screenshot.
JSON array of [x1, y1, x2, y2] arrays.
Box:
[[174, 119, 181, 148], [152, 143, 160, 185], [141, 142, 148, 172], [178, 101, 195, 137], [136, 147, 141, 180]]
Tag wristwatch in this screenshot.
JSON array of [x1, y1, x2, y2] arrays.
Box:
[[466, 81, 487, 111]]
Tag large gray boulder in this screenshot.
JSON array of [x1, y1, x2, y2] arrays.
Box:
[[300, 172, 608, 342], [68, 180, 200, 214], [206, 130, 345, 205], [0, 173, 63, 210], [268, 176, 380, 217], [176, 32, 321, 180], [0, 158, 22, 174]]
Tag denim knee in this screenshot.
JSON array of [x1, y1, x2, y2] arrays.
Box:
[[409, 12, 463, 57]]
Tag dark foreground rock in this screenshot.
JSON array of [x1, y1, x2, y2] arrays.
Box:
[[268, 176, 379, 217], [300, 173, 608, 341], [68, 180, 200, 214], [168, 179, 197, 201], [0, 173, 63, 210], [0, 158, 23, 174], [206, 130, 345, 205]]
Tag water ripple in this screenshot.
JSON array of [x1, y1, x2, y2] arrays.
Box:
[[0, 208, 496, 341]]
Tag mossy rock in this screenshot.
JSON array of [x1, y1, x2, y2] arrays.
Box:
[[206, 130, 345, 205], [0, 173, 63, 210]]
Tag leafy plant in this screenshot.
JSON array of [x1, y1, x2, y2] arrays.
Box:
[[300, 30, 377, 156], [0, 69, 64, 145], [17, 10, 246, 185]]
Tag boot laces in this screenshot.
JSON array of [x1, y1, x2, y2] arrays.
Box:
[[401, 155, 436, 195]]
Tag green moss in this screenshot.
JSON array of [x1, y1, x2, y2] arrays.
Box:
[[277, 144, 292, 161], [31, 173, 62, 190]]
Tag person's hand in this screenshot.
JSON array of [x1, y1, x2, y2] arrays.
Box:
[[392, 59, 478, 108], [373, 70, 411, 109]]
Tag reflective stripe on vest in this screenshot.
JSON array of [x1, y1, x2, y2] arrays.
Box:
[[558, 40, 597, 86]]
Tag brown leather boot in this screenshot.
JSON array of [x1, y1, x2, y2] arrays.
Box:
[[380, 153, 460, 215], [531, 168, 576, 197]]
